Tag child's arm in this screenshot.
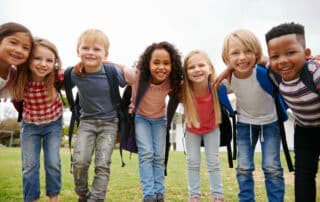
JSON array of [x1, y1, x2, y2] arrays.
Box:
[[214, 66, 233, 85]]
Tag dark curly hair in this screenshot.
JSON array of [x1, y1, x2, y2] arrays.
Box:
[[265, 22, 305, 48], [136, 41, 184, 94]]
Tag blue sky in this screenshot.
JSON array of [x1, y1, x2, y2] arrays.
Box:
[[2, 0, 320, 73]]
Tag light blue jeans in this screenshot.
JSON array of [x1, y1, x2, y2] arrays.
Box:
[[185, 128, 223, 197], [135, 114, 167, 200], [236, 121, 284, 202], [72, 118, 118, 201], [21, 117, 62, 202]]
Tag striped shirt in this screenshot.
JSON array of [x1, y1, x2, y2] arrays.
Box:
[[23, 80, 63, 124], [279, 61, 320, 127]]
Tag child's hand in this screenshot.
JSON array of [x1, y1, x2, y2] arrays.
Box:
[[214, 67, 233, 85], [73, 62, 85, 77], [258, 55, 269, 67]]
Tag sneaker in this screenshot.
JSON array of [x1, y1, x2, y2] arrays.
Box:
[[143, 197, 155, 202], [188, 195, 201, 202], [156, 194, 164, 202], [78, 192, 90, 202], [211, 195, 226, 202]]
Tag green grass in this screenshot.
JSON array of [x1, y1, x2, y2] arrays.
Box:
[[0, 147, 319, 201]]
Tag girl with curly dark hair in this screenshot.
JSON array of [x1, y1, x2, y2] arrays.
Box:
[[122, 41, 183, 202]]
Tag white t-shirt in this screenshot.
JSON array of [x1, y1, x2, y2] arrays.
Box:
[[0, 68, 13, 99], [230, 68, 277, 125]]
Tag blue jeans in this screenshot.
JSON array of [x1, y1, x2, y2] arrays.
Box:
[[21, 117, 62, 202], [236, 121, 284, 202], [185, 128, 223, 197], [72, 118, 118, 201], [135, 114, 166, 200]]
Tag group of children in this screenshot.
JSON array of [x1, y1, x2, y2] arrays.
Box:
[[0, 20, 318, 202]]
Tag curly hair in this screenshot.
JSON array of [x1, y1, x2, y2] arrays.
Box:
[[136, 41, 183, 94]]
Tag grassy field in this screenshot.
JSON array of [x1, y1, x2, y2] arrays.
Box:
[[0, 147, 319, 202]]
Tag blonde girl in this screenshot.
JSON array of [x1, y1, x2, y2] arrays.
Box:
[[11, 37, 63, 202], [183, 50, 225, 202]]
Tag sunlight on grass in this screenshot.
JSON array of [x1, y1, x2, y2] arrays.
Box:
[[0, 147, 319, 201]]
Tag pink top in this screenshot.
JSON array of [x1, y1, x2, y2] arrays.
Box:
[[187, 89, 218, 135], [123, 68, 171, 118]]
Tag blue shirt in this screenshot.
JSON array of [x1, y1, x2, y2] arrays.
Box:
[[70, 65, 126, 119]]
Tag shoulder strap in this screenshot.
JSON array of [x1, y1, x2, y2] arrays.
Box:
[[301, 62, 319, 94], [257, 65, 293, 171], [63, 66, 80, 173], [103, 64, 121, 106], [164, 93, 180, 176], [217, 83, 237, 164]]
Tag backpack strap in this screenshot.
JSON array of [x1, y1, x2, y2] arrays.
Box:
[[300, 61, 319, 94], [63, 66, 80, 173], [164, 93, 180, 176], [256, 65, 294, 172], [218, 84, 236, 167]]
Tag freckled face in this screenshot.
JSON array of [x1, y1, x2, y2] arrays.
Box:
[[149, 48, 172, 84]]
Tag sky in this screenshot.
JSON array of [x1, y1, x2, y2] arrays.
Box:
[[2, 0, 320, 73], [1, 0, 320, 121]]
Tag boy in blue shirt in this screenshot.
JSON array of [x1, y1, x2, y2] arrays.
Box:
[[69, 29, 126, 202]]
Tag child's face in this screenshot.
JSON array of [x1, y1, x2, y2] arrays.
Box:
[[227, 38, 256, 79], [186, 53, 212, 84], [77, 41, 107, 70], [267, 34, 306, 81], [0, 32, 32, 66], [29, 46, 56, 81], [149, 48, 172, 84]]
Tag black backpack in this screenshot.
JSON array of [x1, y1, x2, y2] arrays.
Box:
[[64, 64, 125, 170]]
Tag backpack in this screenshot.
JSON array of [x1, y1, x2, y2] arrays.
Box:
[[217, 84, 237, 168], [64, 64, 125, 170]]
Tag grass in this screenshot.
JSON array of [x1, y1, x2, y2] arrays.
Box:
[[0, 147, 319, 201]]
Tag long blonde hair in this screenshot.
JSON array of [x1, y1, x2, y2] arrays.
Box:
[[10, 37, 62, 101], [182, 50, 221, 128]]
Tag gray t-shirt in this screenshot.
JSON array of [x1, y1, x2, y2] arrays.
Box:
[[70, 65, 126, 119]]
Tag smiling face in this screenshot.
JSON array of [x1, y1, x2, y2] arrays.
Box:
[[77, 40, 108, 72], [149, 48, 172, 84], [0, 32, 32, 66], [267, 34, 307, 81], [185, 53, 212, 85], [227, 37, 257, 79], [29, 45, 56, 81]]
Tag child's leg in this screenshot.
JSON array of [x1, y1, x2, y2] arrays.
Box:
[[185, 131, 202, 197], [135, 114, 166, 200], [72, 119, 97, 198], [260, 121, 284, 201], [90, 118, 118, 201], [21, 122, 42, 202], [236, 122, 259, 201], [43, 117, 62, 199], [150, 117, 166, 199], [294, 126, 320, 202], [203, 128, 223, 197]]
